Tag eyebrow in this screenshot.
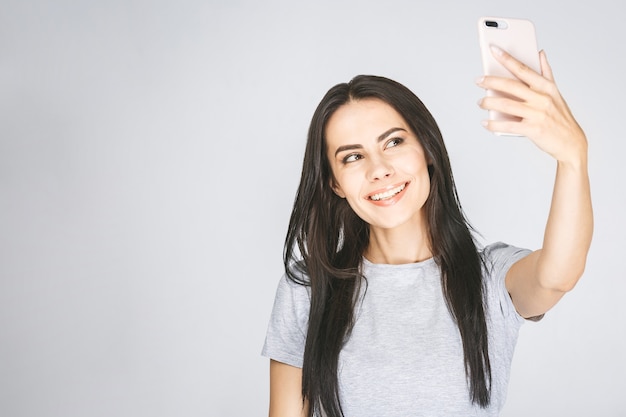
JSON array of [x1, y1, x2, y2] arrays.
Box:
[[333, 127, 407, 157]]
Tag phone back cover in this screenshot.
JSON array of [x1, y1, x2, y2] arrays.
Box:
[[478, 17, 541, 129], [478, 17, 540, 79]]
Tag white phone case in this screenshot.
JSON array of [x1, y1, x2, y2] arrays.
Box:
[[478, 17, 540, 126]]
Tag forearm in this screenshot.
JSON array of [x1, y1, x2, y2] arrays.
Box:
[[538, 154, 593, 291]]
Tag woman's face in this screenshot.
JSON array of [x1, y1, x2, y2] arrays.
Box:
[[325, 98, 431, 233]]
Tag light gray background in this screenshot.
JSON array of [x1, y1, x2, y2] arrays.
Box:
[[1, 0, 624, 416]]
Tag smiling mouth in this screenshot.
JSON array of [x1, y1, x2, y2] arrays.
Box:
[[368, 183, 407, 201]]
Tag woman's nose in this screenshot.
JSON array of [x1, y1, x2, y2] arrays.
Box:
[[367, 157, 394, 181]]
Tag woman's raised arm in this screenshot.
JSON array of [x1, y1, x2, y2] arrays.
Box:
[[477, 46, 593, 318]]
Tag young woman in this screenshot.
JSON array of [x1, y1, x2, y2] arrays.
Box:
[[262, 46, 592, 416]]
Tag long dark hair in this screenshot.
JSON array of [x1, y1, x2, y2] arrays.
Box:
[[284, 75, 489, 416]]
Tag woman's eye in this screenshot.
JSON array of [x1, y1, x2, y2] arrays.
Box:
[[343, 153, 362, 163], [386, 138, 404, 149]]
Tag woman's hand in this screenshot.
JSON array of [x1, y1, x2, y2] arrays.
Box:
[[476, 45, 587, 166]]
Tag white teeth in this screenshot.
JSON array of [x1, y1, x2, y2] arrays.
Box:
[[370, 184, 406, 201]]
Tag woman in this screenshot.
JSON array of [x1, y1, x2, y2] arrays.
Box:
[[262, 46, 592, 416]]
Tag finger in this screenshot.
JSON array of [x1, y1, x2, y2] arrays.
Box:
[[490, 45, 547, 89], [480, 118, 527, 137], [539, 50, 555, 82], [478, 95, 554, 127], [477, 75, 543, 105], [481, 114, 546, 138], [478, 95, 535, 120]]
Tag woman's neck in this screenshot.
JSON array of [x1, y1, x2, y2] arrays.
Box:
[[364, 224, 432, 265]]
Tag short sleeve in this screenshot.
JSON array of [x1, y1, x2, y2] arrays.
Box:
[[482, 242, 533, 323], [261, 274, 311, 368]]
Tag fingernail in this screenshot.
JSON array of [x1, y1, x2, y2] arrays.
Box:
[[490, 45, 504, 56], [481, 120, 489, 128], [477, 98, 483, 106], [475, 76, 484, 85]]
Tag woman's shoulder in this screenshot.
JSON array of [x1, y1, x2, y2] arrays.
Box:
[[263, 263, 311, 367], [273, 261, 311, 305], [480, 242, 532, 322], [480, 241, 531, 265], [282, 260, 311, 286], [479, 241, 532, 282]]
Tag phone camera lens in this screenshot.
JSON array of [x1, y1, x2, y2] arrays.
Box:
[[485, 20, 498, 28]]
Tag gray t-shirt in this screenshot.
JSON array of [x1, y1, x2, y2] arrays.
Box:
[[262, 242, 531, 416]]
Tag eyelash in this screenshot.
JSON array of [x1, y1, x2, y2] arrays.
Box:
[[342, 153, 363, 164], [341, 137, 404, 164], [386, 137, 404, 148]]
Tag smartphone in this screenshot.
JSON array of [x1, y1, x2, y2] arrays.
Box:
[[477, 16, 540, 126]]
